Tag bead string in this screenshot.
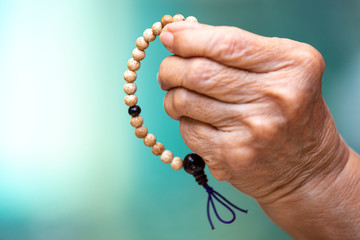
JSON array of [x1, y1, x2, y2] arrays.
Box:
[[124, 14, 198, 171], [123, 14, 248, 230]]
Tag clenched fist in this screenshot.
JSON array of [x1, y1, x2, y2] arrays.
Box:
[[158, 22, 360, 239]]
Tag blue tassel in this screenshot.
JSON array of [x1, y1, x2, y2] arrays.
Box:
[[183, 153, 248, 230], [203, 184, 248, 230]]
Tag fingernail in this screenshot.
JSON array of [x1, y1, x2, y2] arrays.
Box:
[[157, 72, 159, 83], [160, 31, 174, 53]]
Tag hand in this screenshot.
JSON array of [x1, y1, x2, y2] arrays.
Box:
[[158, 22, 359, 239], [158, 22, 345, 201]]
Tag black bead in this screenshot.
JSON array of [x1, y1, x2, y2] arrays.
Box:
[[128, 105, 141, 117], [183, 153, 205, 176]]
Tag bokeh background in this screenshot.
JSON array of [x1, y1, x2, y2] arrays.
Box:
[[0, 0, 359, 239]]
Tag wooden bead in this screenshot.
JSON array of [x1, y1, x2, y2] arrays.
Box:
[[143, 28, 156, 42], [173, 14, 185, 22], [127, 58, 140, 71], [161, 15, 173, 27], [171, 157, 183, 171], [136, 37, 149, 50], [143, 134, 156, 147], [135, 126, 148, 138], [185, 16, 198, 23], [132, 48, 145, 61], [124, 95, 137, 107], [152, 142, 164, 156], [152, 22, 162, 36], [124, 70, 137, 83], [160, 150, 173, 164], [123, 83, 137, 95], [130, 116, 143, 128]]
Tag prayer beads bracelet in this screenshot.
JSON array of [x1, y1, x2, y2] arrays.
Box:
[[124, 14, 197, 171], [123, 14, 247, 230]]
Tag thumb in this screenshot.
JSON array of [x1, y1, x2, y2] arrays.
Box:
[[160, 22, 295, 73]]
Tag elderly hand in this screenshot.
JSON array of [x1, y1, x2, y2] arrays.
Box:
[[158, 22, 360, 239]]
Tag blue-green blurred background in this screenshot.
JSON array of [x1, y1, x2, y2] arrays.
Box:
[[0, 0, 359, 239]]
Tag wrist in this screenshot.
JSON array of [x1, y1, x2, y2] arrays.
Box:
[[260, 148, 360, 240], [258, 98, 360, 239]]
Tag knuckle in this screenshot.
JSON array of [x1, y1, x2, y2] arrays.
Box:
[[163, 89, 187, 120], [294, 43, 325, 74], [187, 58, 209, 82], [163, 91, 176, 119], [267, 84, 310, 118], [278, 86, 304, 108], [246, 115, 285, 140], [214, 27, 242, 61], [172, 88, 189, 113], [158, 58, 169, 89], [186, 58, 221, 91], [280, 86, 314, 119], [219, 134, 256, 171], [236, 148, 256, 169], [158, 56, 178, 90]]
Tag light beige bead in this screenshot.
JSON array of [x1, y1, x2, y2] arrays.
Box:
[[161, 15, 173, 27], [130, 116, 143, 128], [160, 150, 173, 164], [185, 16, 198, 23], [135, 126, 148, 138], [123, 83, 137, 95], [152, 142, 164, 156], [152, 22, 162, 36], [173, 14, 185, 22], [124, 70, 137, 83], [136, 37, 149, 50], [132, 48, 145, 61], [124, 95, 137, 107], [143, 28, 156, 42], [127, 58, 140, 71], [143, 134, 156, 147], [171, 157, 183, 171]]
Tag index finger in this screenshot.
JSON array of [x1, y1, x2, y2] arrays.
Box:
[[160, 22, 295, 73]]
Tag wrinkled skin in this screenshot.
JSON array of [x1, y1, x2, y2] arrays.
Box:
[[158, 22, 360, 239]]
